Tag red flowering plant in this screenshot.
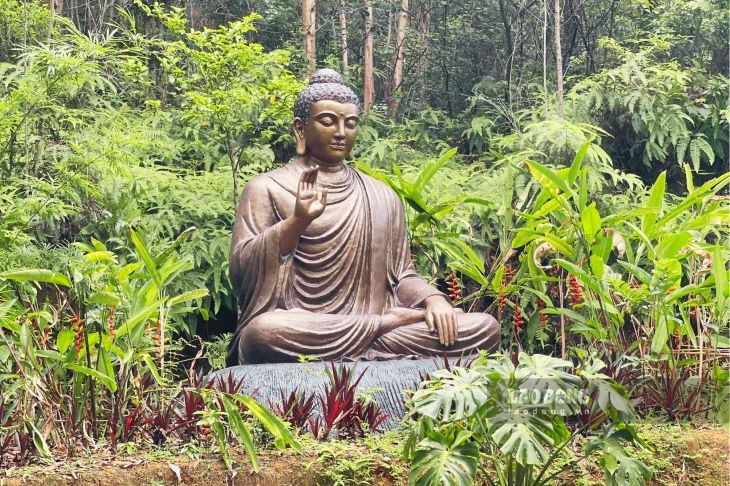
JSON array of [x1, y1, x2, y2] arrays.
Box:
[[0, 229, 211, 459], [502, 150, 729, 426]]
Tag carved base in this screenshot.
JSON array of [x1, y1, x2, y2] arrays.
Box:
[[209, 358, 453, 430]]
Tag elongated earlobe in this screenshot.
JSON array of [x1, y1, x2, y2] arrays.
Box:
[[345, 151, 353, 161], [293, 117, 306, 156], [296, 138, 307, 156]]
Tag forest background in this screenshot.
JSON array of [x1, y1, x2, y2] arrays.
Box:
[[0, 0, 729, 482]]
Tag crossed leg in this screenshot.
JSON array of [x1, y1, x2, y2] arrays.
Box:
[[238, 308, 499, 364]]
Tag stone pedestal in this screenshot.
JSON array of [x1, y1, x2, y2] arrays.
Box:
[[209, 358, 449, 430]]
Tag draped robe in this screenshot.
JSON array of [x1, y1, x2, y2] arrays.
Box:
[[227, 160, 499, 365]]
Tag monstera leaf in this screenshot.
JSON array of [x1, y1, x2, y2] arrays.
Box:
[[587, 436, 652, 486], [409, 367, 489, 422], [515, 353, 584, 415], [409, 430, 479, 486], [579, 359, 635, 422], [489, 411, 568, 466]]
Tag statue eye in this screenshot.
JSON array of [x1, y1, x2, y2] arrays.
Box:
[[345, 120, 358, 129], [318, 116, 335, 127]]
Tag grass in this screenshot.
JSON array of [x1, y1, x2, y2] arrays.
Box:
[[2, 422, 727, 485]]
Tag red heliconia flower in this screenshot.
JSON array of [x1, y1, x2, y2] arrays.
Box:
[[69, 313, 84, 353], [567, 274, 583, 305], [446, 273, 462, 304], [537, 299, 548, 327], [108, 305, 116, 338], [499, 264, 517, 314], [513, 303, 524, 332], [154, 318, 162, 349], [498, 292, 508, 313], [503, 264, 516, 285]]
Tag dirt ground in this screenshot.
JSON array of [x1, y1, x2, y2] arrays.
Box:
[[2, 425, 727, 485]]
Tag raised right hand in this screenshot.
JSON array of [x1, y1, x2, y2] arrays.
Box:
[[294, 167, 328, 221]]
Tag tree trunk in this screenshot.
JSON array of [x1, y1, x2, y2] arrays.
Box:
[[363, 0, 374, 110], [303, 0, 317, 72], [440, 2, 452, 115], [543, 0, 549, 114], [339, 0, 349, 75], [388, 0, 408, 119], [498, 0, 514, 107], [417, 0, 431, 108], [554, 0, 564, 116], [48, 0, 63, 15]]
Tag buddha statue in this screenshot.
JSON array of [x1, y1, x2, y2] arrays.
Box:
[[227, 69, 499, 365]]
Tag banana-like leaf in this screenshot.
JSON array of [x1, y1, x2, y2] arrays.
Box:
[[66, 363, 118, 392], [87, 291, 122, 306], [29, 421, 52, 459], [129, 227, 162, 289], [168, 288, 209, 307], [230, 394, 301, 451], [640, 171, 666, 237], [154, 226, 197, 265], [414, 148, 458, 194], [0, 269, 71, 287], [222, 396, 260, 472]]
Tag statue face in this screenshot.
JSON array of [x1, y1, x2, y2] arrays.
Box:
[[295, 100, 359, 165]]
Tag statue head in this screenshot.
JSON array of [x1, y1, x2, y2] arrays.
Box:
[[293, 69, 360, 165]]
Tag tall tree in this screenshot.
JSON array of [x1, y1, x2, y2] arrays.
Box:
[[554, 0, 564, 115], [339, 0, 349, 75], [497, 0, 514, 106], [416, 0, 432, 109], [363, 0, 374, 110], [48, 0, 63, 15], [303, 0, 317, 71], [388, 0, 408, 118]]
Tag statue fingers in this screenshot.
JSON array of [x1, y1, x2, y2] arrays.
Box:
[[450, 312, 458, 346], [425, 310, 436, 333], [319, 187, 328, 207], [297, 172, 307, 195], [435, 315, 446, 346], [304, 168, 316, 190], [443, 313, 453, 346]]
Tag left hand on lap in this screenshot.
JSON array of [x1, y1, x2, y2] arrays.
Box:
[[424, 295, 459, 347]]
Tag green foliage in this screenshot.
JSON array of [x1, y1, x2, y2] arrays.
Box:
[[0, 234, 299, 470], [0, 4, 727, 478], [569, 36, 729, 175], [405, 353, 649, 486], [409, 430, 479, 486], [0, 0, 52, 57], [132, 1, 301, 198], [0, 4, 303, 319]]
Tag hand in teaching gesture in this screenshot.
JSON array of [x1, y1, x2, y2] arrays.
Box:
[[294, 167, 328, 222]]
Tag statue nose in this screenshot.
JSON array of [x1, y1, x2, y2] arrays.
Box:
[[334, 120, 346, 138]]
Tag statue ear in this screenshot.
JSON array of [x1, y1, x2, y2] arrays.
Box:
[[293, 118, 306, 156], [345, 151, 353, 161]]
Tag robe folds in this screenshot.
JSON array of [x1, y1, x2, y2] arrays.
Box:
[[227, 160, 499, 365]]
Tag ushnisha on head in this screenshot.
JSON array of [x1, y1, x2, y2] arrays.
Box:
[[293, 69, 360, 164], [293, 69, 360, 121]]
